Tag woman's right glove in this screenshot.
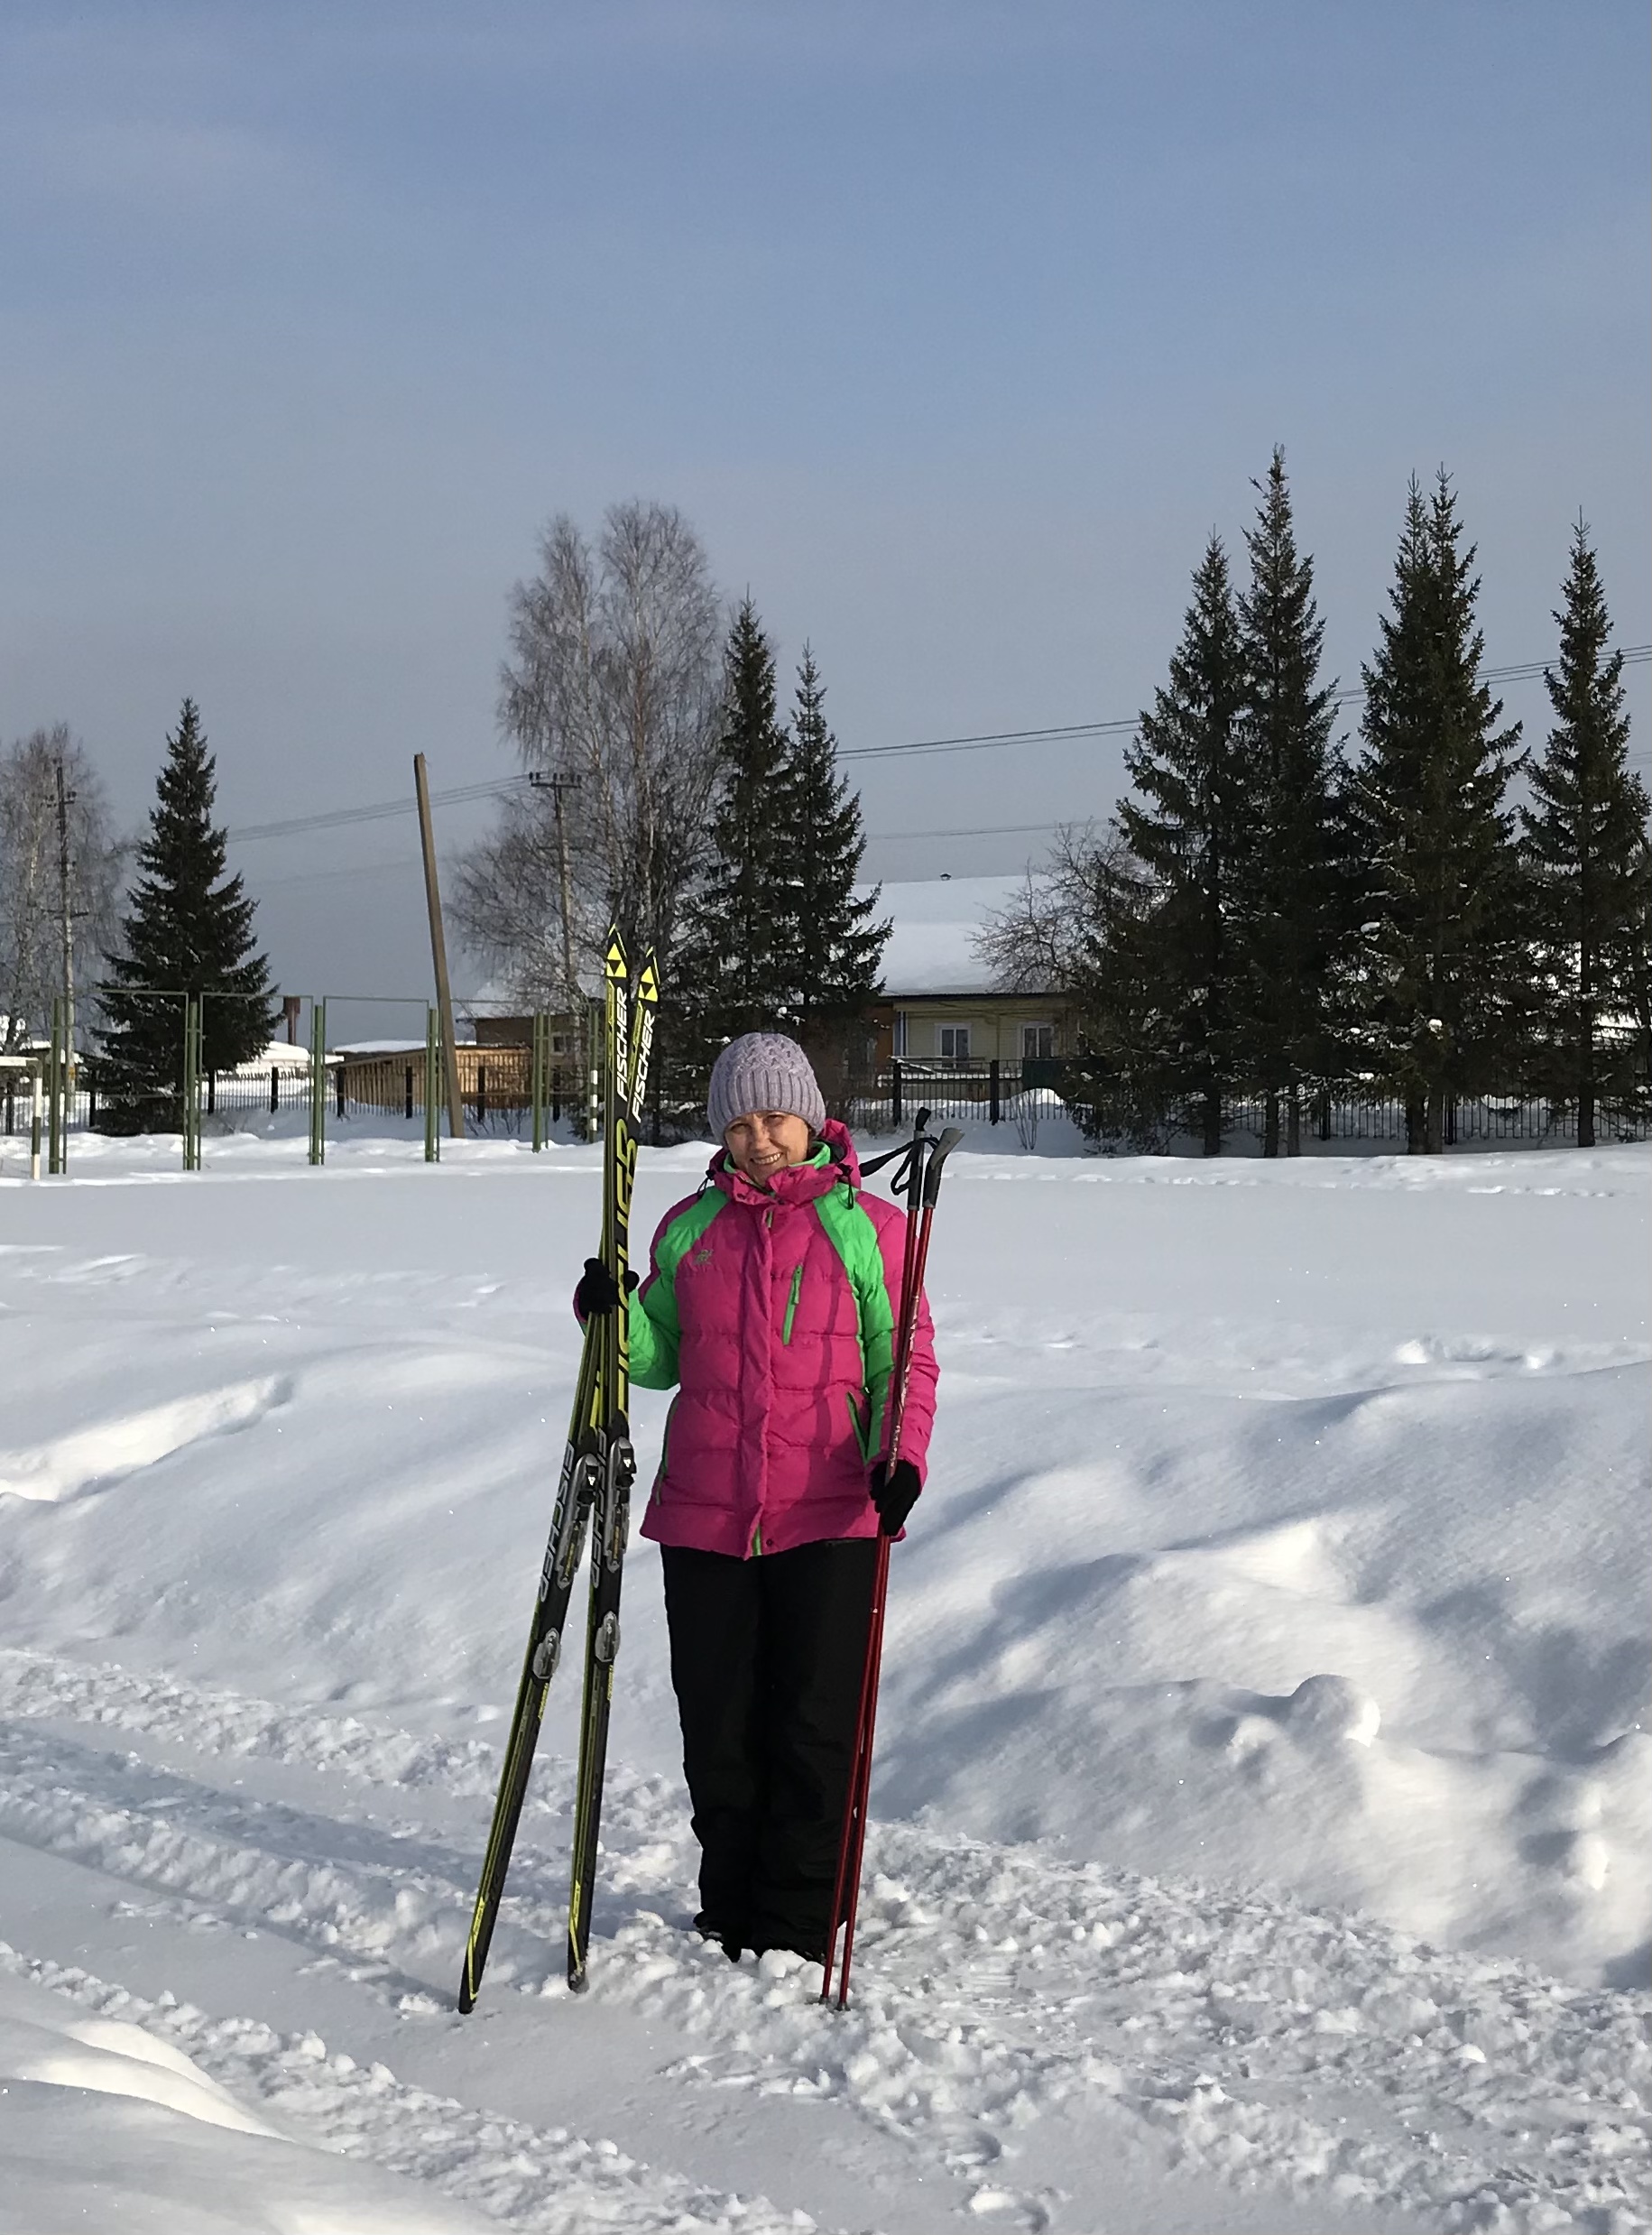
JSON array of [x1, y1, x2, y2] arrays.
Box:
[[573, 1258, 637, 1320], [870, 1457, 922, 1537]]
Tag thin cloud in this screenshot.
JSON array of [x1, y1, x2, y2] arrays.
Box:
[[3, 113, 309, 211]]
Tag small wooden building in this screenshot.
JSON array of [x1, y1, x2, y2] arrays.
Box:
[[334, 1041, 543, 1113]]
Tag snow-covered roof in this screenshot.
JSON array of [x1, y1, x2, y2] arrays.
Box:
[[871, 875, 1025, 996], [332, 1037, 471, 1056], [457, 876, 1037, 1008], [465, 984, 525, 1020], [214, 1042, 327, 1077], [466, 970, 600, 1020]]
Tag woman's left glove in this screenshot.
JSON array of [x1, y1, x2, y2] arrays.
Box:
[[573, 1258, 638, 1320], [870, 1457, 922, 1536]]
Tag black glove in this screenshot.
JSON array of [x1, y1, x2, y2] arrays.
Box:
[[573, 1257, 637, 1319], [870, 1457, 922, 1537]]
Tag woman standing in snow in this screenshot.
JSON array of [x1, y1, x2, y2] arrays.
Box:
[[576, 1032, 937, 1963]]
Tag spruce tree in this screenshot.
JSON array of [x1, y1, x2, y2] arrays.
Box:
[[1233, 448, 1347, 1154], [1347, 474, 1523, 1152], [1114, 536, 1251, 1154], [1622, 833, 1652, 1100], [672, 602, 795, 1075], [1521, 521, 1650, 1145], [1064, 836, 1183, 1151], [781, 645, 888, 1033], [97, 699, 276, 1131]]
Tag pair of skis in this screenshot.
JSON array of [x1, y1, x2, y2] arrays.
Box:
[[821, 1109, 962, 2011], [458, 928, 657, 2010]]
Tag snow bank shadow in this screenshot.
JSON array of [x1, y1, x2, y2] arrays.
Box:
[[1602, 1939, 1652, 1991], [0, 1379, 292, 1504], [1415, 1584, 1649, 1757]]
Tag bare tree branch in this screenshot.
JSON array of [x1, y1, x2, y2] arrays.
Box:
[[973, 821, 1136, 993], [0, 725, 125, 1052], [460, 501, 724, 1011]]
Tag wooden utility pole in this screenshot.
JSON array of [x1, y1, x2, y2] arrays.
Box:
[[527, 767, 582, 1084], [413, 753, 465, 1140], [54, 752, 77, 1101], [527, 770, 580, 1020]]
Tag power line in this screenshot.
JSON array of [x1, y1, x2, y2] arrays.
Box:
[[228, 775, 522, 843], [836, 647, 1652, 762], [840, 716, 1139, 762], [863, 820, 1064, 843], [224, 642, 1652, 845]]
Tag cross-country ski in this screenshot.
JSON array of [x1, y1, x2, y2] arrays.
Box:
[[458, 929, 657, 2009]]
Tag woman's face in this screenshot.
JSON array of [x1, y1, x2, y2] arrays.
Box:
[[724, 1109, 813, 1186]]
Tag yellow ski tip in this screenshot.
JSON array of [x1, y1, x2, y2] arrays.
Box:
[[604, 928, 627, 982], [633, 955, 660, 1007]]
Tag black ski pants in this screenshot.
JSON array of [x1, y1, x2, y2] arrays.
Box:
[[660, 1537, 877, 1957]]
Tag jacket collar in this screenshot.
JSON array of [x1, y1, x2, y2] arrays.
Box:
[[707, 1116, 862, 1207]]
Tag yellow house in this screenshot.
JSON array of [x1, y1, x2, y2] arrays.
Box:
[[866, 876, 1074, 1073]]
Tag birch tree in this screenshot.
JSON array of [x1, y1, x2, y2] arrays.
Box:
[[0, 725, 124, 1054], [456, 501, 724, 1015]]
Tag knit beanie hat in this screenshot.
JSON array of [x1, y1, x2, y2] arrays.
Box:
[[707, 1032, 826, 1141]]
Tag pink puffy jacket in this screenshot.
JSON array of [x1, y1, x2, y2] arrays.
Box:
[[627, 1121, 937, 1559]]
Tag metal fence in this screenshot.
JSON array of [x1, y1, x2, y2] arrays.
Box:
[[0, 1061, 586, 1138], [844, 1062, 1652, 1145], [1, 1065, 321, 1135], [8, 1049, 1649, 1163], [1223, 1092, 1652, 1147]]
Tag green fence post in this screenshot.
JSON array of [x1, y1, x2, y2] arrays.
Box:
[[424, 1006, 439, 1164], [61, 998, 73, 1175], [195, 996, 206, 1168], [47, 999, 62, 1175], [309, 999, 327, 1167], [180, 995, 190, 1170], [531, 1011, 546, 1152], [181, 993, 203, 1170]]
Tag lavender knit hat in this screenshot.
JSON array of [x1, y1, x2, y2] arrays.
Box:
[[707, 1033, 826, 1140]]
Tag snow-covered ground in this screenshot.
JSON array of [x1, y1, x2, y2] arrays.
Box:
[[1, 1126, 1647, 2233]]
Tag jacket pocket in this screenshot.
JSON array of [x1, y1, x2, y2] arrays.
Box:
[[781, 1262, 803, 1344], [651, 1395, 679, 1502], [844, 1387, 872, 1463]]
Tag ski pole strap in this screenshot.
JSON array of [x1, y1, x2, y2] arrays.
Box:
[[858, 1106, 933, 1185]]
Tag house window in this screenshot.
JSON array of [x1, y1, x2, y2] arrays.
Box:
[[1021, 1022, 1054, 1061], [938, 1024, 972, 1062], [893, 1011, 909, 1057]]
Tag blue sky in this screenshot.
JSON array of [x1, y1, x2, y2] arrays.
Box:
[[2, 2, 1647, 1001]]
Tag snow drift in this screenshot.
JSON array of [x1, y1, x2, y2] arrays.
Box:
[[0, 1128, 1646, 2231]]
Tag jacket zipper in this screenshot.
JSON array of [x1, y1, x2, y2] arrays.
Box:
[[781, 1261, 803, 1344]]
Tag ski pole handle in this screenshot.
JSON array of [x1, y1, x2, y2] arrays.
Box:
[[923, 1127, 964, 1206]]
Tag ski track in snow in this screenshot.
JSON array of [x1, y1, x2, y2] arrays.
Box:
[[3, 1647, 1647, 2234], [0, 1945, 832, 2235]]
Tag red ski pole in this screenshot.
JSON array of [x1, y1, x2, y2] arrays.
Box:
[[822, 1120, 962, 2010], [820, 1113, 928, 2006]]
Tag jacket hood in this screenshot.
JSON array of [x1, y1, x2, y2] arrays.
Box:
[[706, 1115, 863, 1206]]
